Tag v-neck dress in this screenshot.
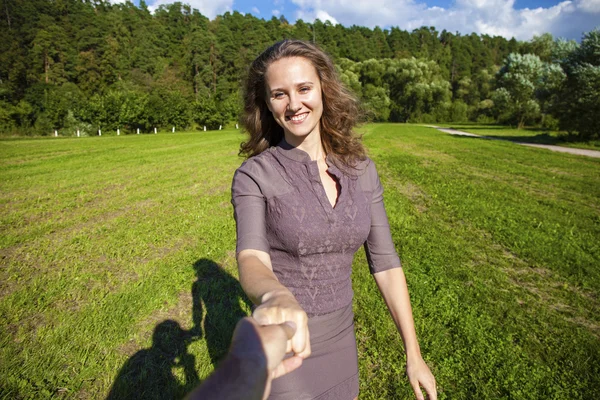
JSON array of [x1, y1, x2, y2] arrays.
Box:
[[231, 139, 401, 399]]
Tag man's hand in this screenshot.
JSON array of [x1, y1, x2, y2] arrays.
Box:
[[187, 317, 303, 400]]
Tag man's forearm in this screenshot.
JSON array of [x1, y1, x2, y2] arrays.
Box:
[[187, 353, 268, 400]]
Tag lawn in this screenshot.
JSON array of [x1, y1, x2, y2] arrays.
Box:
[[435, 123, 600, 151], [1, 124, 599, 399]]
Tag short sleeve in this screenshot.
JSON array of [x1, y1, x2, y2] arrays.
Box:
[[231, 165, 271, 254], [362, 160, 402, 274]]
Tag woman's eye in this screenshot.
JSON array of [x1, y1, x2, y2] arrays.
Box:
[[273, 92, 285, 99], [299, 86, 310, 93]]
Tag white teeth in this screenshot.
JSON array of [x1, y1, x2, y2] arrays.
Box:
[[290, 113, 307, 122]]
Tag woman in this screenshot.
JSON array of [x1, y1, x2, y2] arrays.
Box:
[[231, 40, 436, 400]]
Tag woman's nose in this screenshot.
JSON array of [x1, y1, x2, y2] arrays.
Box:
[[287, 95, 301, 112]]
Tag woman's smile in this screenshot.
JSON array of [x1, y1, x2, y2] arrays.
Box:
[[286, 112, 309, 123]]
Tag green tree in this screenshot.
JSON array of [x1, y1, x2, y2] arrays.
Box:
[[495, 53, 564, 128], [385, 58, 451, 122], [555, 29, 600, 139], [193, 97, 224, 130]]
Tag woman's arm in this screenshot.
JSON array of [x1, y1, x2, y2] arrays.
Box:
[[237, 249, 311, 359], [373, 268, 436, 400], [232, 164, 310, 359]]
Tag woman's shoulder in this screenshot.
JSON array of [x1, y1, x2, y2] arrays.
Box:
[[232, 148, 281, 192], [354, 156, 376, 172], [234, 148, 277, 176], [344, 156, 376, 177], [353, 156, 380, 191]]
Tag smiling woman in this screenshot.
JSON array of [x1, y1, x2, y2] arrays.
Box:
[[231, 40, 436, 400]]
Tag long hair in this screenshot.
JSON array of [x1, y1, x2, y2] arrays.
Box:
[[240, 40, 366, 167]]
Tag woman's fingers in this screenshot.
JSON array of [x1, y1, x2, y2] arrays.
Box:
[[289, 312, 309, 357], [410, 379, 437, 400], [423, 381, 437, 400], [409, 379, 425, 400], [294, 323, 311, 358], [419, 374, 437, 400], [406, 358, 437, 400]]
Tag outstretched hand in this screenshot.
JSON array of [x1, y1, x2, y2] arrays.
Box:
[[406, 356, 437, 400]]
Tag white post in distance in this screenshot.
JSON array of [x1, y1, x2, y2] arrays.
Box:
[[236, 123, 239, 129], [117, 128, 120, 136], [203, 126, 206, 132], [219, 125, 222, 130], [137, 128, 140, 135], [172, 126, 175, 133], [154, 127, 157, 134], [54, 130, 58, 137], [99, 129, 102, 136], [77, 129, 80, 137]]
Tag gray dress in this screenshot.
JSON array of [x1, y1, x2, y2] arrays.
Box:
[[231, 139, 401, 399]]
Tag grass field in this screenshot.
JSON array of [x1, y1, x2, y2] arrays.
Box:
[[1, 124, 599, 399], [436, 123, 600, 151]]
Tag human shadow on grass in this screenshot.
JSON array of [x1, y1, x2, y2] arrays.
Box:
[[105, 320, 198, 400], [106, 258, 251, 400], [190, 258, 252, 367]]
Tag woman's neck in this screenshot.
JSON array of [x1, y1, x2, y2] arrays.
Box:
[[283, 130, 325, 161]]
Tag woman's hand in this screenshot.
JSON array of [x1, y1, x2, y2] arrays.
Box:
[[406, 356, 437, 400], [252, 289, 311, 359]]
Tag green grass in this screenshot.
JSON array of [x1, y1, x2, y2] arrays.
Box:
[[1, 125, 599, 399], [435, 123, 600, 151]]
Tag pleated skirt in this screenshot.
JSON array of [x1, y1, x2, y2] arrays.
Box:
[[268, 303, 359, 400]]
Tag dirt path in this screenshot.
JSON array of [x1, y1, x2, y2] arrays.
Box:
[[434, 127, 600, 159]]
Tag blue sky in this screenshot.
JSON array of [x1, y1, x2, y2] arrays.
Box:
[[131, 0, 600, 40]]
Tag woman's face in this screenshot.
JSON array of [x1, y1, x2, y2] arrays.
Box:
[[264, 56, 323, 144]]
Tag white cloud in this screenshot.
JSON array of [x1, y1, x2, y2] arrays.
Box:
[[148, 0, 233, 19], [252, 6, 260, 14], [577, 0, 600, 13], [315, 10, 338, 24], [273, 9, 281, 16], [290, 0, 599, 40]]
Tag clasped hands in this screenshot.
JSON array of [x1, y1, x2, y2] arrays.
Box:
[[226, 290, 309, 399], [253, 289, 311, 359]]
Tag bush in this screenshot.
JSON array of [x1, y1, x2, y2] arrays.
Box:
[[450, 101, 469, 122], [476, 115, 496, 124], [541, 114, 560, 131]]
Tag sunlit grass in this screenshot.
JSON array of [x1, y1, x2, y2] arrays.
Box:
[[1, 125, 599, 399]]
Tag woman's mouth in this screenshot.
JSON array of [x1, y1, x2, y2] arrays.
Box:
[[286, 112, 308, 123]]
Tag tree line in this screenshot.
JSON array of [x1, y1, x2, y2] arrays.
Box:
[[0, 0, 598, 139]]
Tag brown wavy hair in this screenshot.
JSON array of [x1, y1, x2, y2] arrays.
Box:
[[240, 40, 366, 167]]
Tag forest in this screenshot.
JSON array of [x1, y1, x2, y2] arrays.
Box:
[[0, 0, 598, 139]]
